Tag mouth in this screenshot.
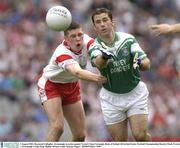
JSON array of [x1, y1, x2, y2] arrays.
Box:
[[101, 28, 107, 33], [77, 43, 81, 46], [76, 43, 82, 48], [73, 44, 82, 54]]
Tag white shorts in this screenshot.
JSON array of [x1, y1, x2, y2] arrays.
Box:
[[99, 81, 149, 125]]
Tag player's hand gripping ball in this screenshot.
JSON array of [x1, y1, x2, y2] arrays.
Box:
[[46, 6, 72, 31]]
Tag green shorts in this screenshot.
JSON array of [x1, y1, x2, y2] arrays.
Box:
[[99, 81, 149, 125]]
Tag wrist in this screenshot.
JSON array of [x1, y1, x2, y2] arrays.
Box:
[[102, 54, 110, 60], [169, 26, 174, 33], [137, 58, 141, 66]]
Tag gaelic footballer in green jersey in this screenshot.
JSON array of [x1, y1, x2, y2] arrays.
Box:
[[90, 7, 151, 142]]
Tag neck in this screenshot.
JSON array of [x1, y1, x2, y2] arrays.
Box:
[[99, 30, 115, 45]]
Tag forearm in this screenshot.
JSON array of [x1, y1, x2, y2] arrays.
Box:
[[73, 69, 101, 82], [66, 63, 105, 82], [171, 24, 180, 33]]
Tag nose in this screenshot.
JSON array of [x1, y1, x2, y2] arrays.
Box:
[[74, 35, 82, 41], [76, 36, 81, 41], [100, 21, 105, 27]]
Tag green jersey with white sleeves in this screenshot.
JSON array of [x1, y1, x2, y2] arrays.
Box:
[[89, 32, 147, 93]]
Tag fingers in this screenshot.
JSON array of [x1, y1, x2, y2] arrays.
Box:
[[102, 77, 107, 83], [101, 42, 116, 52], [133, 53, 141, 69], [150, 24, 166, 29], [150, 25, 159, 29], [101, 42, 108, 49], [100, 48, 113, 59], [133, 52, 138, 62], [153, 30, 161, 36], [149, 24, 171, 36], [99, 76, 107, 83], [149, 25, 163, 36]]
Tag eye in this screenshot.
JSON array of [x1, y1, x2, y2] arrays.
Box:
[[102, 18, 108, 22], [70, 34, 76, 38], [78, 33, 83, 37], [95, 20, 101, 24]]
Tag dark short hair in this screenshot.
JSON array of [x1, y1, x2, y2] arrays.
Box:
[[91, 8, 113, 24], [64, 21, 81, 36]]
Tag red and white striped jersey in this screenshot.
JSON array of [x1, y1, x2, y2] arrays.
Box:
[[42, 34, 94, 83]]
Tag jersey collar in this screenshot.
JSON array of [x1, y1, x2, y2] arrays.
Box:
[[96, 32, 119, 47]]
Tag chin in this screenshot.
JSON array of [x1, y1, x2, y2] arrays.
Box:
[[73, 47, 82, 54], [77, 46, 83, 50], [100, 31, 109, 36]]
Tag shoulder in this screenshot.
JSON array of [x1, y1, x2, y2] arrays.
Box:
[[83, 34, 94, 49], [116, 32, 135, 40], [54, 42, 73, 56], [116, 32, 137, 45], [90, 38, 101, 48], [83, 34, 93, 40], [83, 34, 94, 43]]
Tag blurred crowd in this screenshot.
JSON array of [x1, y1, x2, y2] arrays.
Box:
[[0, 0, 179, 141]]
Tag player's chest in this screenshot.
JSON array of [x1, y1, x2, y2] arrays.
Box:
[[109, 45, 132, 67], [74, 53, 87, 69]]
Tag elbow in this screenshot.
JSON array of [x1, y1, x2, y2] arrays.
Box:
[[73, 70, 82, 78]]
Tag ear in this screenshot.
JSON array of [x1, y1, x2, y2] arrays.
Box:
[[112, 19, 116, 27], [93, 24, 97, 31], [64, 35, 69, 41], [64, 37, 70, 46]]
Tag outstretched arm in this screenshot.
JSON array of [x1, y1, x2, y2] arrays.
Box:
[[150, 23, 180, 36], [66, 63, 107, 83]]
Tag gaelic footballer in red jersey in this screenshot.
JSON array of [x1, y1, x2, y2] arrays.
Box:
[[36, 22, 106, 141]]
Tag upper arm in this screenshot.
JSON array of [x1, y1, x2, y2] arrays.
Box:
[[83, 34, 94, 50], [130, 38, 150, 70], [88, 45, 102, 61], [55, 53, 78, 70], [131, 41, 147, 60], [88, 43, 105, 68]]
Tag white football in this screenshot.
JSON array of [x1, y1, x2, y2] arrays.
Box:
[[46, 6, 72, 31]]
